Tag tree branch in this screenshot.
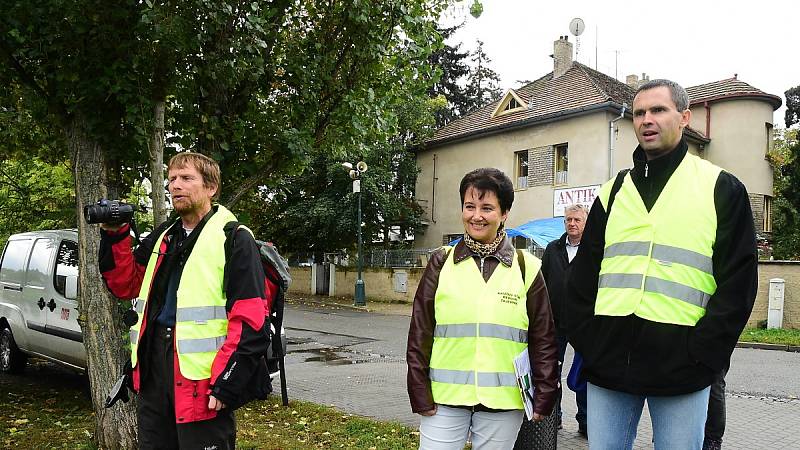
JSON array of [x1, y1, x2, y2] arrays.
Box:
[[222, 158, 278, 208]]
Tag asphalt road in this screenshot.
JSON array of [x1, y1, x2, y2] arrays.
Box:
[[281, 300, 800, 449]]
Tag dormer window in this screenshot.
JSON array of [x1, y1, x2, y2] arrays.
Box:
[[492, 90, 527, 117], [506, 97, 521, 111]]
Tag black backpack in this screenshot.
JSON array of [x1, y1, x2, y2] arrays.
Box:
[[224, 221, 291, 406]]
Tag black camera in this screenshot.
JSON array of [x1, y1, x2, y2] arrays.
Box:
[[84, 199, 136, 225]]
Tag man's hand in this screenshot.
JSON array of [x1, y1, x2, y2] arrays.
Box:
[[99, 223, 123, 232], [532, 412, 545, 422], [208, 395, 226, 411], [418, 405, 438, 417]]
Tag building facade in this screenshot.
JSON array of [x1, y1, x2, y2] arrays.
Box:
[[413, 36, 781, 249]]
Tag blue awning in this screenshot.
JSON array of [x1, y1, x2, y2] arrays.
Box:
[[449, 217, 564, 248]]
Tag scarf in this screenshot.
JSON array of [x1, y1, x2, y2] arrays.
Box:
[[463, 227, 506, 258]]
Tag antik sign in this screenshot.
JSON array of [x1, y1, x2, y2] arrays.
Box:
[[553, 185, 599, 216]]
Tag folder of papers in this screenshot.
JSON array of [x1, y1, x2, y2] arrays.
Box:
[[514, 348, 536, 420]]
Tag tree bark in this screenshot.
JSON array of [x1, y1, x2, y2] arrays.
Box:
[[69, 114, 138, 449], [149, 99, 167, 227]]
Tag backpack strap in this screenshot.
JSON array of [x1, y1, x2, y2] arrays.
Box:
[[516, 249, 526, 282], [606, 168, 630, 215], [222, 220, 241, 293]]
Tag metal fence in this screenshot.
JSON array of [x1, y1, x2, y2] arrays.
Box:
[[287, 249, 437, 268], [288, 241, 545, 269]]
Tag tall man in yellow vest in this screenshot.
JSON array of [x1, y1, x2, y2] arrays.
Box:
[[99, 153, 269, 449], [566, 79, 757, 449]]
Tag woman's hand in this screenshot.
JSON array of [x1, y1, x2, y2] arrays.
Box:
[[532, 412, 545, 422], [419, 405, 438, 416]]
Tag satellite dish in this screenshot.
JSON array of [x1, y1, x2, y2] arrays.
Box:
[[569, 18, 585, 37]]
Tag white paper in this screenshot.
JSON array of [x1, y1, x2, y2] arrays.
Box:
[[514, 347, 536, 420]]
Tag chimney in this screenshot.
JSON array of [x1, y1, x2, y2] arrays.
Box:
[[626, 74, 639, 89], [641, 72, 650, 83], [552, 36, 573, 78]]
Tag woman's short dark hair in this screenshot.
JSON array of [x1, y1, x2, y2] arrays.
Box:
[[459, 168, 514, 213]]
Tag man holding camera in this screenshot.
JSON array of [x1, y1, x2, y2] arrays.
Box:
[[98, 153, 268, 449]]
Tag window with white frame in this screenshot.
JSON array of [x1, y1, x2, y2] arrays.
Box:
[[515, 150, 529, 189], [554, 143, 568, 185]]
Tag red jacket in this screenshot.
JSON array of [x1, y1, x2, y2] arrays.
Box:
[[99, 210, 268, 423]]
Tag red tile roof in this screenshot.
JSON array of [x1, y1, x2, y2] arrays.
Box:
[[687, 78, 782, 110], [426, 62, 633, 148], [423, 62, 751, 148]]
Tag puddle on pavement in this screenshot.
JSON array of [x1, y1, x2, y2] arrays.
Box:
[[294, 346, 366, 365], [284, 329, 388, 365]]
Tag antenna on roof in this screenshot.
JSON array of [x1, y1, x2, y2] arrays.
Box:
[[569, 18, 585, 62], [595, 26, 598, 70]]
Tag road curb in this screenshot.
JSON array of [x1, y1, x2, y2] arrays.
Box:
[[288, 298, 800, 350], [287, 297, 371, 312], [736, 341, 800, 352]]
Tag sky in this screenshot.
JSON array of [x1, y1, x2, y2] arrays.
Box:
[[441, 0, 798, 126]]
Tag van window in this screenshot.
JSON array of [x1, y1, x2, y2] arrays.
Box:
[[54, 240, 79, 296], [0, 239, 34, 285], [26, 239, 56, 288]]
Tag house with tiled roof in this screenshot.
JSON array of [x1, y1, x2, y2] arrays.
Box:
[[413, 36, 781, 249]]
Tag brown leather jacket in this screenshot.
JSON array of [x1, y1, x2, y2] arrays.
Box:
[[406, 237, 559, 416]]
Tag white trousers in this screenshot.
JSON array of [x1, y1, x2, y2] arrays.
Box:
[[419, 405, 524, 450]]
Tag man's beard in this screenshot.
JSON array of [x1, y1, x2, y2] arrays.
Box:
[[174, 198, 203, 215]]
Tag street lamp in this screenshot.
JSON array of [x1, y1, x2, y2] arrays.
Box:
[[342, 161, 368, 306]]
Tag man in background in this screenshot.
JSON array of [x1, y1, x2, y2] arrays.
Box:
[[541, 203, 589, 437]]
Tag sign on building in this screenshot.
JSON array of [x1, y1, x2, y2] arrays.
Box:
[[553, 185, 600, 217]]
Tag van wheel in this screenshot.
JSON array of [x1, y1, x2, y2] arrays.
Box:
[[0, 327, 27, 374]]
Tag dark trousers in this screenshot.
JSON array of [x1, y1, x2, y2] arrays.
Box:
[[704, 368, 727, 442], [137, 326, 236, 450], [556, 333, 587, 426]]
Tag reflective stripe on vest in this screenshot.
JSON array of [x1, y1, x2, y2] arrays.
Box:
[[176, 306, 227, 322], [434, 323, 528, 343], [430, 368, 519, 388], [129, 205, 238, 379], [429, 247, 541, 410], [599, 274, 711, 308], [596, 153, 720, 326]]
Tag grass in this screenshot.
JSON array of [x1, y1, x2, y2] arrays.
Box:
[[0, 361, 95, 449], [0, 360, 418, 449], [740, 327, 800, 346], [234, 397, 418, 449]]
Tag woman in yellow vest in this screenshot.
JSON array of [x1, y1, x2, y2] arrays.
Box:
[[407, 168, 559, 449]]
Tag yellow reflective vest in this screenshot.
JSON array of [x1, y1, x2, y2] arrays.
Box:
[[429, 247, 540, 410], [596, 153, 721, 326], [130, 205, 236, 380]]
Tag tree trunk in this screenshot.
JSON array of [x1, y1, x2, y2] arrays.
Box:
[[149, 99, 167, 227], [69, 114, 138, 449]]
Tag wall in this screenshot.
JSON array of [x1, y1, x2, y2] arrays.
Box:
[[690, 98, 774, 196], [333, 267, 426, 302], [288, 267, 312, 295], [752, 261, 800, 329], [288, 262, 800, 329]]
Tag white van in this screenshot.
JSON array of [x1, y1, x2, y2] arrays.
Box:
[[0, 230, 83, 372]]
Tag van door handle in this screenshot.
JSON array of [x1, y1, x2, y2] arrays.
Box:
[[38, 298, 46, 310], [47, 299, 56, 312]]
